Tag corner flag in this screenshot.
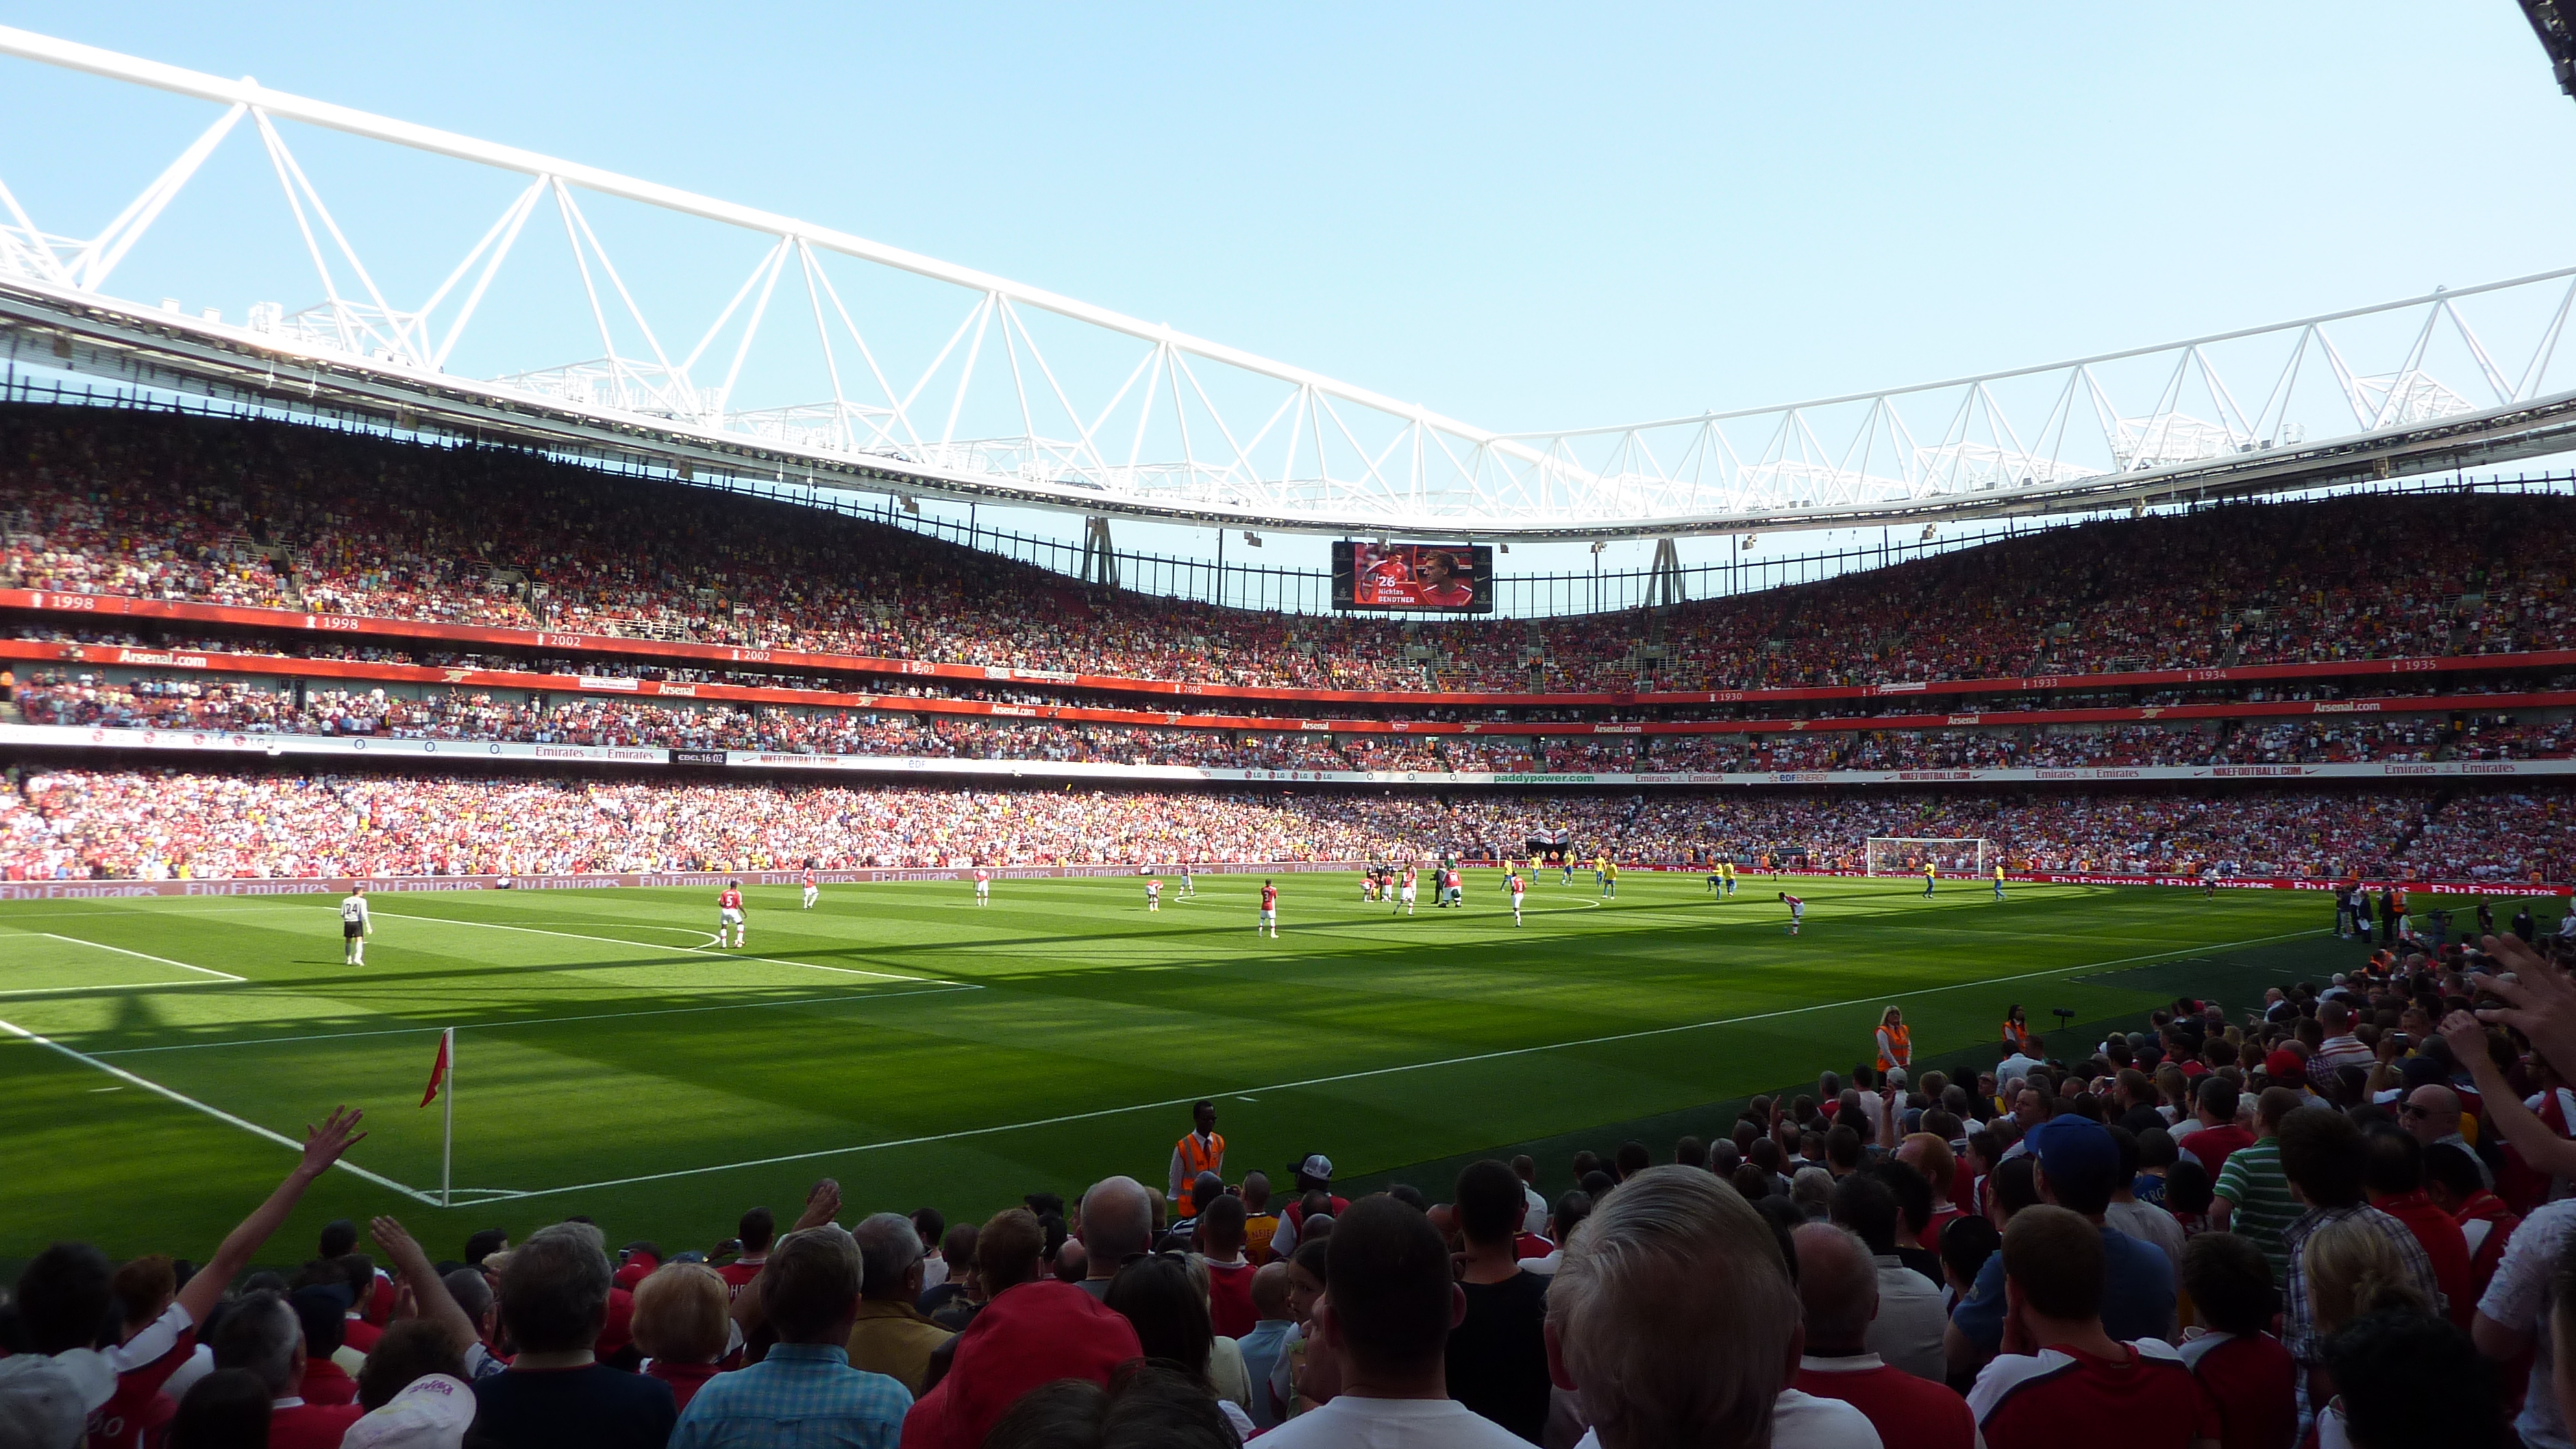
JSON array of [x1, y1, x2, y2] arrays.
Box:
[[421, 1028, 451, 1107], [423, 1027, 456, 1207]]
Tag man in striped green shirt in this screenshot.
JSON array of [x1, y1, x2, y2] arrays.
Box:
[[2211, 1087, 2308, 1283]]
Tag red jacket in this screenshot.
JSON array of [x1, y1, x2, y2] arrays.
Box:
[[1204, 1258, 1258, 1340], [2455, 1191, 2522, 1306], [266, 1401, 364, 1449], [2373, 1190, 2473, 1328], [299, 1359, 360, 1407], [899, 1280, 1141, 1449]]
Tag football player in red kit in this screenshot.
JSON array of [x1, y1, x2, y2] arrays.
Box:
[[719, 880, 747, 947]]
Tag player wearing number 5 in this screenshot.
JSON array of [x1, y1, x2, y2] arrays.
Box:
[[1876, 1006, 1911, 1076], [718, 879, 747, 947], [340, 884, 373, 966]]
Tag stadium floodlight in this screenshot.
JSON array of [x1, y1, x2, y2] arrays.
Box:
[[2521, 0, 2576, 99], [1864, 837, 1997, 879]]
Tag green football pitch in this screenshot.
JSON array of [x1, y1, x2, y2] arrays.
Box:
[[0, 871, 2383, 1264]]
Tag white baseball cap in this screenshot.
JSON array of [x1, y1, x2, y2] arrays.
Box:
[[340, 1373, 477, 1449]]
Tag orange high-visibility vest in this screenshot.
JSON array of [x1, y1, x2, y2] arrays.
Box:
[[1878, 1024, 1911, 1074], [1175, 1131, 1225, 1189]]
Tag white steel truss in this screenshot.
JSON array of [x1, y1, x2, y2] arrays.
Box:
[[2, 25, 2575, 539]]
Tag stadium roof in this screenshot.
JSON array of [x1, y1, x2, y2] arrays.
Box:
[[3, 24, 2576, 539]]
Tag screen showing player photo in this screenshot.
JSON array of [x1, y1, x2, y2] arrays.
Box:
[[1331, 541, 1495, 613]]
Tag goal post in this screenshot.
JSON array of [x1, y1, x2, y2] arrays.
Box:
[[1864, 837, 1996, 878]]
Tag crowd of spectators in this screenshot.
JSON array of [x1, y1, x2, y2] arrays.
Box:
[[0, 765, 2567, 882], [15, 895, 2576, 1448], [17, 619, 2576, 739], [2211, 721, 2447, 765], [21, 671, 2566, 782], [6, 408, 2576, 699]]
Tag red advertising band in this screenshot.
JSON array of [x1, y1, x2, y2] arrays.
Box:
[[5, 638, 2568, 738], [4, 588, 2560, 709]]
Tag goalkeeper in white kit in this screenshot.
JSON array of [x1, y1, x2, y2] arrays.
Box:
[[340, 884, 373, 965]]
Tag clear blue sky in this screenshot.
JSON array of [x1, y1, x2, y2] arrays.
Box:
[[3, 3, 2571, 582]]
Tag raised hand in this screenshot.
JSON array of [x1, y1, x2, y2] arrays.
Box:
[[792, 1177, 843, 1232], [369, 1214, 427, 1270], [297, 1106, 367, 1179], [2469, 935, 2576, 1071], [370, 1213, 478, 1352], [2439, 1010, 2495, 1076]]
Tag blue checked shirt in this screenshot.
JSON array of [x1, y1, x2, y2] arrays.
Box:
[[669, 1343, 911, 1449], [2279, 1203, 2443, 1365]]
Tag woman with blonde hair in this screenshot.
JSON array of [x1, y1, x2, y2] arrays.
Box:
[[2153, 1063, 2191, 1124], [2301, 1216, 2433, 1341], [631, 1261, 731, 1411], [1875, 1006, 1912, 1076]]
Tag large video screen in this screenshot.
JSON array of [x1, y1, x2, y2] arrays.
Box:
[[1331, 541, 1494, 613]]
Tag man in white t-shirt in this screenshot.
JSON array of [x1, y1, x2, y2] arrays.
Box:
[[2475, 1197, 2576, 1449], [1256, 1196, 1528, 1448], [1546, 1165, 1879, 1449], [1511, 1157, 1549, 1237], [1997, 1044, 2046, 1080]]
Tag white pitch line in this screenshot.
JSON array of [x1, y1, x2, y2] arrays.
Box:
[[0, 1017, 438, 1205], [469, 926, 2321, 1202], [368, 910, 945, 984], [42, 934, 245, 981], [0, 933, 248, 998], [0, 978, 230, 1000], [90, 983, 985, 1057]]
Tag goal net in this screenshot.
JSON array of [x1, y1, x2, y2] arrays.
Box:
[[1864, 837, 1996, 878]]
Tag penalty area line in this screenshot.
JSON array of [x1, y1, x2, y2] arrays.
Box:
[[40, 934, 245, 981], [89, 982, 987, 1058], [0, 1017, 438, 1206], [471, 926, 2316, 1204], [0, 934, 247, 998]]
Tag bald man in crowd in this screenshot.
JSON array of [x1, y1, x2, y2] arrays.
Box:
[[2401, 1084, 2490, 1187], [1791, 1221, 1978, 1449], [1075, 1176, 1153, 1300]]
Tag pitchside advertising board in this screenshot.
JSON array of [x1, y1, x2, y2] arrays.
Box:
[[1331, 541, 1495, 613], [5, 864, 2562, 900], [5, 724, 2574, 788]]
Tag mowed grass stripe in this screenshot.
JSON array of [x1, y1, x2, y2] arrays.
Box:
[[0, 877, 2331, 1255], [445, 924, 2324, 1202]]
